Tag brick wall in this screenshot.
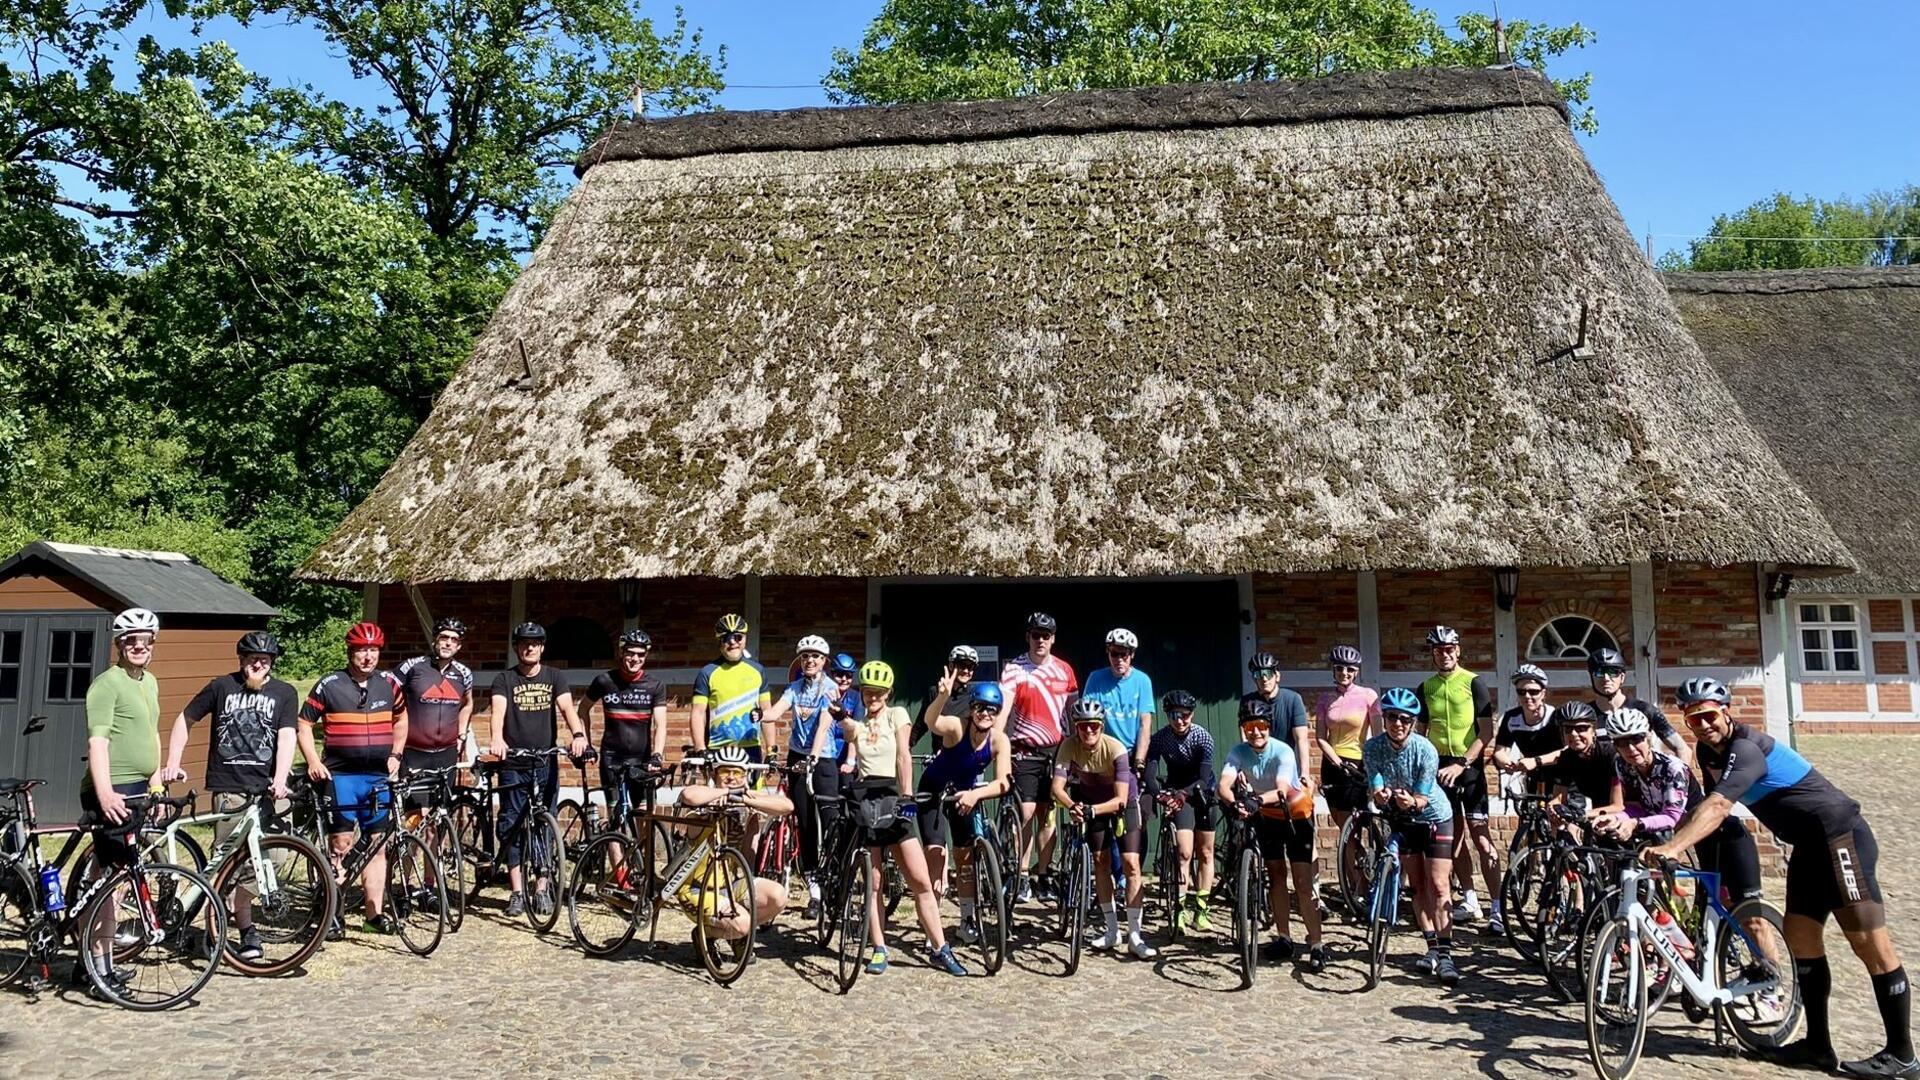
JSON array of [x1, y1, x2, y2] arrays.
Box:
[[1375, 567, 1495, 670], [1654, 563, 1761, 667], [1802, 683, 1870, 713], [1870, 600, 1908, 635], [1251, 571, 1356, 668], [1513, 566, 1632, 678], [375, 582, 511, 663], [758, 576, 867, 663]]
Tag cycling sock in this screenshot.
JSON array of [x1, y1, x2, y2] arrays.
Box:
[[1423, 931, 1438, 951], [1126, 906, 1144, 935], [1871, 966, 1915, 1060], [1798, 956, 1834, 1053], [1437, 935, 1452, 957], [959, 900, 976, 920], [1103, 904, 1119, 935]]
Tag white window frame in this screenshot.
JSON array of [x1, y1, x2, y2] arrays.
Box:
[[1796, 602, 1863, 675], [1524, 614, 1621, 663]]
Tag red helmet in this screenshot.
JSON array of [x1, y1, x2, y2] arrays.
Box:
[[345, 621, 386, 648]]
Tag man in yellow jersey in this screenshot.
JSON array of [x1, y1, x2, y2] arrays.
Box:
[[1417, 626, 1499, 932], [691, 614, 774, 761]]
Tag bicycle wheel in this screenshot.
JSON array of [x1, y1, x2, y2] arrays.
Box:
[[0, 859, 35, 987], [883, 854, 906, 919], [753, 816, 798, 893], [67, 829, 208, 913], [1065, 843, 1088, 977], [567, 832, 641, 957], [450, 794, 491, 902], [1501, 843, 1554, 962], [835, 850, 871, 993], [430, 810, 467, 932], [1157, 824, 1182, 944], [82, 862, 225, 1010], [972, 837, 1006, 974], [1236, 846, 1259, 989], [212, 833, 335, 976], [1717, 899, 1800, 1051], [1538, 855, 1590, 1001], [1585, 917, 1649, 1080], [1337, 813, 1387, 921], [555, 799, 590, 860], [995, 801, 1025, 906], [387, 833, 448, 957], [1365, 856, 1398, 992], [693, 846, 756, 986], [523, 809, 566, 933]]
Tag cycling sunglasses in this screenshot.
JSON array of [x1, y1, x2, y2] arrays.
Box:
[[714, 766, 749, 785]]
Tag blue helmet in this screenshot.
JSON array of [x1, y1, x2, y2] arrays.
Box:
[[970, 683, 1005, 709], [829, 652, 858, 675], [1380, 686, 1423, 718]]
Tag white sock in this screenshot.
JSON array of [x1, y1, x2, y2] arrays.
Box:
[[1127, 906, 1144, 934], [1462, 889, 1478, 907], [807, 878, 821, 900], [1104, 904, 1118, 934]]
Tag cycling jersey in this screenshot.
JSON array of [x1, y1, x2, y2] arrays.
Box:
[[1594, 695, 1680, 745], [920, 732, 994, 793], [1144, 724, 1215, 798], [84, 666, 160, 786], [1054, 733, 1134, 805], [1544, 743, 1620, 806], [1314, 685, 1379, 761], [394, 655, 472, 753], [1001, 653, 1077, 750], [1222, 739, 1296, 795], [582, 668, 666, 757], [1698, 722, 1862, 847], [691, 657, 771, 748], [1419, 668, 1492, 758], [1362, 732, 1451, 826], [779, 674, 845, 758], [302, 669, 403, 772], [1494, 705, 1563, 758], [1081, 666, 1155, 750], [1614, 750, 1690, 832]]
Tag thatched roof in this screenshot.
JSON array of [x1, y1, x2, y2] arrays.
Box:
[[1669, 267, 1920, 594], [301, 67, 1852, 585]]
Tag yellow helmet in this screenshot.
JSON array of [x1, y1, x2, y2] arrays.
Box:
[[858, 660, 895, 691], [714, 613, 749, 638]]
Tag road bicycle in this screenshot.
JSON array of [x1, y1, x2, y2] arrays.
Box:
[[913, 785, 1008, 975], [565, 758, 680, 957], [1585, 857, 1800, 1079], [1336, 805, 1391, 923], [1495, 790, 1560, 959], [1152, 788, 1212, 943], [289, 775, 448, 956], [396, 765, 471, 932], [0, 779, 225, 1010], [1219, 781, 1271, 990], [462, 748, 567, 933], [1053, 808, 1092, 977], [1360, 808, 1416, 992], [1538, 829, 1668, 1002]]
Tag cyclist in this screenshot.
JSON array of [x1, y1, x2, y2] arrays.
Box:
[[393, 617, 474, 778], [678, 744, 794, 939], [1514, 700, 1618, 817], [1315, 644, 1379, 903], [1220, 697, 1324, 970], [1145, 689, 1217, 932], [999, 611, 1078, 902], [579, 628, 668, 880], [487, 621, 589, 919], [1417, 625, 1498, 927], [841, 661, 966, 976], [914, 644, 979, 748], [160, 629, 299, 961], [1587, 647, 1689, 765], [691, 614, 773, 759], [1490, 664, 1562, 793], [1053, 699, 1154, 960], [758, 635, 841, 919], [297, 621, 407, 935], [78, 608, 164, 995], [826, 651, 865, 726], [1646, 678, 1917, 1078], [1084, 629, 1154, 774], [1363, 686, 1459, 986], [916, 680, 1013, 945]]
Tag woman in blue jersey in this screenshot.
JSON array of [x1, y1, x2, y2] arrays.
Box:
[[1363, 687, 1459, 987], [759, 636, 846, 920], [916, 680, 1012, 946]]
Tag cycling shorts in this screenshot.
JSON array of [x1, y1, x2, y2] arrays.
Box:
[[1253, 814, 1312, 864], [80, 781, 152, 868], [1786, 816, 1885, 931], [914, 790, 980, 850], [1321, 759, 1370, 813], [1011, 749, 1058, 805], [1167, 790, 1218, 833], [1086, 803, 1143, 859], [856, 782, 916, 848], [1394, 818, 1455, 861], [401, 746, 459, 809], [327, 770, 392, 833], [1437, 755, 1489, 821]]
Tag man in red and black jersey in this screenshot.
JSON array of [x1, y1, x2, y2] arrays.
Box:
[[394, 618, 475, 779], [298, 621, 407, 935], [579, 629, 667, 823]]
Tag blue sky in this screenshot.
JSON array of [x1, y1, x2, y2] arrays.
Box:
[[132, 0, 1920, 262]]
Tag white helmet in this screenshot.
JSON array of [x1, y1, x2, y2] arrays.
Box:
[[795, 635, 829, 657], [1105, 628, 1139, 650], [1605, 707, 1651, 740], [947, 644, 980, 664], [111, 608, 160, 640]]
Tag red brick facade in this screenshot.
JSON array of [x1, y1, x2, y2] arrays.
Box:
[[1252, 572, 1356, 668]]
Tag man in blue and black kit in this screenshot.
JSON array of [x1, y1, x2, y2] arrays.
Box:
[[1648, 677, 1917, 1078]]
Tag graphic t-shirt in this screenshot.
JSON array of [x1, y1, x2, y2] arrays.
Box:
[[1495, 705, 1563, 759], [1000, 653, 1078, 750], [394, 656, 473, 753], [302, 669, 403, 773], [584, 669, 667, 757], [1082, 666, 1156, 750], [184, 673, 298, 792], [691, 658, 771, 748], [1223, 739, 1299, 795], [490, 667, 567, 751], [1053, 733, 1135, 805], [1314, 685, 1380, 762], [85, 666, 161, 786]]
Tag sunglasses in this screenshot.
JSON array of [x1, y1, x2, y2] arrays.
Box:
[[1239, 721, 1271, 731], [1073, 721, 1104, 732], [831, 672, 854, 679], [1028, 630, 1054, 640], [1252, 668, 1278, 679], [1383, 711, 1416, 724], [1614, 734, 1648, 747], [721, 633, 747, 644], [1518, 687, 1545, 697], [1685, 708, 1725, 724], [1594, 668, 1625, 679], [714, 766, 748, 785], [970, 703, 996, 714], [121, 639, 155, 652], [1332, 664, 1359, 673], [1107, 649, 1133, 659], [1562, 724, 1595, 734], [1168, 710, 1194, 721]]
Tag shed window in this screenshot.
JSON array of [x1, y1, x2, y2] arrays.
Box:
[[1526, 616, 1621, 661], [0, 631, 19, 700], [1798, 604, 1861, 673], [45, 629, 95, 701]]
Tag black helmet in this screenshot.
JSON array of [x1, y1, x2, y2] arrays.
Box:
[[512, 621, 547, 642], [1238, 697, 1275, 722], [1162, 689, 1197, 712], [1556, 700, 1600, 726], [235, 631, 282, 658], [1248, 651, 1279, 674], [1026, 612, 1058, 634], [619, 628, 653, 650], [1586, 647, 1627, 675], [433, 617, 467, 639]]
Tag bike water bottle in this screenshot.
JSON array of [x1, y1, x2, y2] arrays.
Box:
[[39, 865, 65, 914], [1653, 908, 1694, 960]]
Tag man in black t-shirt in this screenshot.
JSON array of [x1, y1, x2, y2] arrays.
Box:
[[488, 622, 587, 918], [579, 629, 668, 823], [1492, 665, 1563, 798], [161, 630, 299, 961]]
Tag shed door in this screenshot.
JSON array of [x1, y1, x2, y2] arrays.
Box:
[[2, 615, 109, 824], [0, 617, 26, 781]]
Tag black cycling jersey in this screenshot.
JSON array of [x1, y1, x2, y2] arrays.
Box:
[[582, 669, 666, 757], [1494, 706, 1564, 759], [1593, 695, 1679, 744], [1697, 722, 1861, 846], [1144, 724, 1215, 798], [1545, 743, 1620, 806]]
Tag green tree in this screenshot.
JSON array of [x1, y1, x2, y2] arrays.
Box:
[[1659, 189, 1920, 271], [826, 0, 1597, 133]]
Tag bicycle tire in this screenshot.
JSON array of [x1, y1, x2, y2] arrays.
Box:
[[212, 832, 335, 976], [836, 849, 871, 993], [67, 828, 209, 913], [388, 832, 448, 957], [995, 799, 1025, 910], [1585, 916, 1649, 1080], [694, 845, 756, 986], [0, 859, 36, 987], [1501, 843, 1555, 962], [973, 837, 1006, 975], [883, 854, 906, 919], [1158, 822, 1182, 944], [523, 809, 566, 933], [1065, 842, 1088, 977], [84, 862, 226, 1010], [1365, 854, 1398, 992], [430, 809, 467, 932], [555, 799, 590, 860], [1537, 851, 1590, 1001], [753, 816, 798, 892], [1717, 899, 1800, 1052], [449, 794, 491, 902], [567, 832, 641, 957], [1237, 846, 1259, 989], [1336, 813, 1386, 922]]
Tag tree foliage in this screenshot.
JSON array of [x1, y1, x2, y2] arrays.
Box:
[[1659, 188, 1920, 271], [826, 0, 1597, 133]]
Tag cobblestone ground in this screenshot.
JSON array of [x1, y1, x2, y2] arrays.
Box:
[[2, 736, 1912, 1079]]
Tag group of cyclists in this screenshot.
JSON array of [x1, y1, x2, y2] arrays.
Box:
[[57, 603, 1920, 1077]]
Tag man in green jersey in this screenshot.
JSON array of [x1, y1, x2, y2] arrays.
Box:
[[79, 607, 166, 996], [1417, 625, 1501, 930]]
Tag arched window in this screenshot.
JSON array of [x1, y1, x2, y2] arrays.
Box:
[[1526, 615, 1620, 661], [543, 616, 613, 668]]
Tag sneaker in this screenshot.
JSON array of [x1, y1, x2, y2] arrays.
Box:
[[1128, 932, 1158, 960], [1840, 1050, 1920, 1078], [414, 888, 442, 915], [326, 915, 347, 942], [1035, 875, 1056, 902], [533, 889, 555, 918], [504, 892, 527, 918], [1415, 949, 1437, 974], [1304, 944, 1332, 973], [364, 913, 397, 935], [1761, 1040, 1838, 1073], [931, 944, 968, 976], [1192, 904, 1213, 932], [1091, 925, 1120, 951], [1450, 897, 1481, 923], [866, 947, 889, 975], [1262, 938, 1294, 962], [1486, 913, 1506, 938], [236, 926, 264, 962], [1017, 877, 1034, 904], [84, 966, 133, 1002], [957, 915, 980, 944], [1436, 953, 1460, 986]]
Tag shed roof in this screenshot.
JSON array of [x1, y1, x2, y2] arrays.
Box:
[[1668, 267, 1920, 595], [301, 66, 1852, 584], [0, 541, 279, 618]]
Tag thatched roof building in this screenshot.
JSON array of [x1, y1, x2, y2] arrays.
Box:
[[301, 66, 1849, 585], [1670, 267, 1920, 596]]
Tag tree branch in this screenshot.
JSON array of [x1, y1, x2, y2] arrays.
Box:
[[51, 195, 139, 220]]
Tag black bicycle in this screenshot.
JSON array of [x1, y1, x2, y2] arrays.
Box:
[[289, 775, 448, 956], [466, 748, 568, 933], [565, 757, 679, 957], [1219, 779, 1270, 989]]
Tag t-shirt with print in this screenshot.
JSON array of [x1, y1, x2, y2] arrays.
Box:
[[184, 673, 298, 792], [1000, 653, 1078, 751], [1052, 733, 1136, 805], [584, 669, 667, 758], [848, 705, 911, 783], [490, 666, 567, 751], [394, 656, 473, 753], [302, 669, 403, 773], [1082, 666, 1156, 751], [1222, 738, 1299, 795]]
